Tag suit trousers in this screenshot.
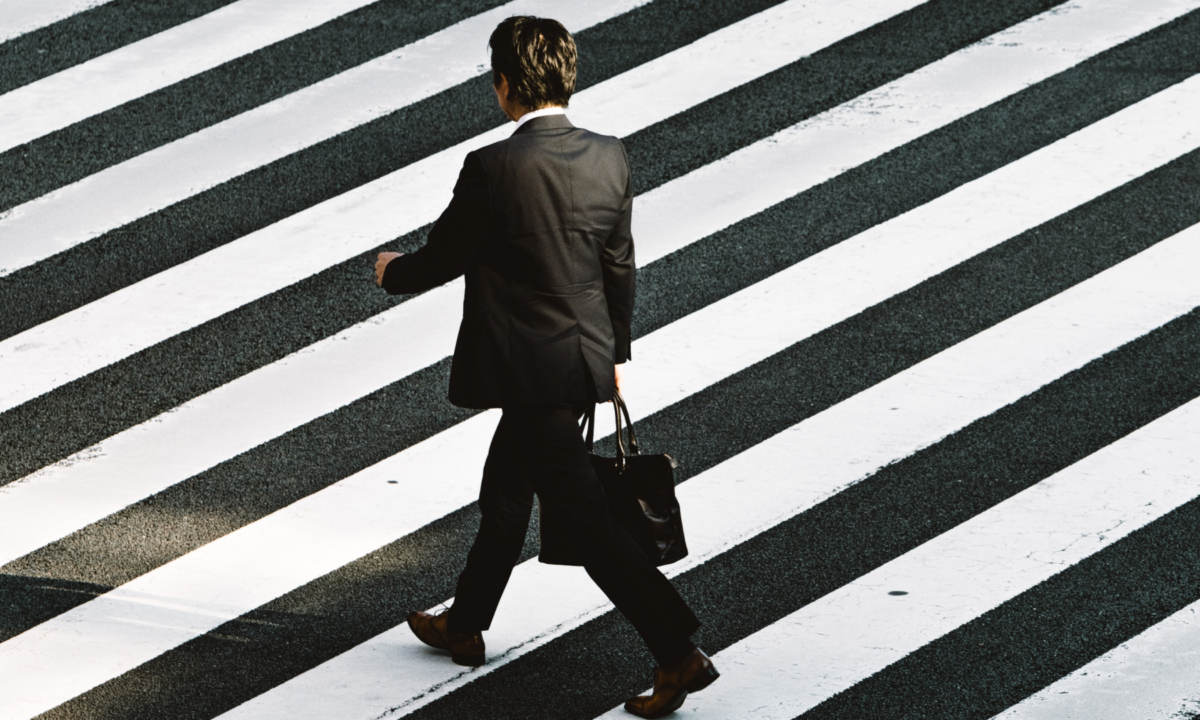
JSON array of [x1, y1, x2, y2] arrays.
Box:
[[446, 402, 700, 667]]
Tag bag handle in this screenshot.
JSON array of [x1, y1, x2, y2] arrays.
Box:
[[612, 389, 640, 455], [582, 390, 640, 472], [583, 401, 597, 452], [582, 398, 625, 458]]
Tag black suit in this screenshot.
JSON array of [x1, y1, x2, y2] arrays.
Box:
[[383, 115, 698, 667], [383, 114, 634, 408]]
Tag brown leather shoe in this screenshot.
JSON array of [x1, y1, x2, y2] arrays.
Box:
[[624, 647, 719, 718], [407, 608, 485, 667]]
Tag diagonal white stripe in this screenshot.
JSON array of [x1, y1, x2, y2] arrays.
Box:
[[0, 0, 117, 43], [2, 82, 1198, 720], [991, 600, 1200, 720], [0, 0, 929, 415], [226, 226, 1200, 720], [0, 0, 651, 277], [1, 0, 1189, 568], [596, 394, 1200, 719], [0, 0, 387, 154], [633, 0, 1200, 263]]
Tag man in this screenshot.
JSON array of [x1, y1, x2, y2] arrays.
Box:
[[373, 15, 718, 718]]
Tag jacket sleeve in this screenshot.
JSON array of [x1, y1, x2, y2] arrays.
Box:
[[602, 141, 636, 363], [381, 151, 490, 295]]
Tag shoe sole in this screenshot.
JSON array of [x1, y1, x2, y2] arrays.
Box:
[[625, 667, 719, 719], [452, 652, 485, 667], [625, 690, 688, 719]]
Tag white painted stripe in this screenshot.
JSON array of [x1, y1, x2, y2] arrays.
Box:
[[0, 0, 116, 43], [595, 399, 1200, 719], [0, 4, 1194, 568], [224, 228, 1200, 720], [633, 0, 1200, 264], [0, 0, 650, 276], [992, 600, 1200, 720], [0, 0, 928, 413], [0, 0, 385, 154], [2, 88, 1198, 720]]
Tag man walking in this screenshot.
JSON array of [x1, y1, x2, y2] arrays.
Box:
[[374, 15, 718, 718]]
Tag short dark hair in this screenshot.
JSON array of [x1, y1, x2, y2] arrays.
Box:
[[489, 16, 577, 109]]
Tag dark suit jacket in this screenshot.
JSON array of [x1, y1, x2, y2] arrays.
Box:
[[382, 114, 635, 409]]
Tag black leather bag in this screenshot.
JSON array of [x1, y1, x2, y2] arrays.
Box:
[[538, 391, 689, 566]]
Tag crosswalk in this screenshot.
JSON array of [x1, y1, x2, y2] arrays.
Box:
[[0, 0, 1198, 718], [0, 0, 650, 275], [0, 0, 385, 155], [995, 598, 1200, 720], [0, 0, 119, 43], [0, 0, 921, 410]]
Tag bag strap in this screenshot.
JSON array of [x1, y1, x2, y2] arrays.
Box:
[[582, 390, 640, 472], [613, 396, 626, 472], [583, 402, 595, 451], [582, 402, 616, 453], [582, 403, 615, 453], [612, 389, 640, 455]]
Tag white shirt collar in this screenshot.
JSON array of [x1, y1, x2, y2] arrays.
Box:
[[513, 106, 566, 132]]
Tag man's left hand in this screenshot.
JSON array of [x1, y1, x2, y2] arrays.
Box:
[[375, 252, 404, 287]]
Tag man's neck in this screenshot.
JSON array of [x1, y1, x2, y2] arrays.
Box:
[[513, 106, 566, 131]]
